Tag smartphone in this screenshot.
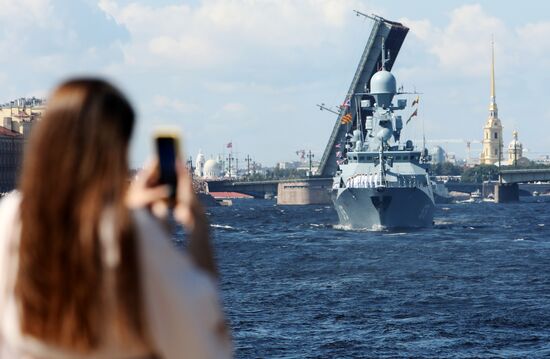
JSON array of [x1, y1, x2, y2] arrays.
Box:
[[154, 131, 181, 198]]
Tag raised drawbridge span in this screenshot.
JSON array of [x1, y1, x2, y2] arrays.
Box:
[[318, 15, 409, 177]]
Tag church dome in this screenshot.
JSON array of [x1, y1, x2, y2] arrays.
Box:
[[507, 130, 524, 165], [508, 130, 522, 150], [204, 158, 222, 179]]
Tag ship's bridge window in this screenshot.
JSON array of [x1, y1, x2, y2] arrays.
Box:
[[366, 156, 372, 161], [359, 155, 365, 161], [395, 155, 401, 161]]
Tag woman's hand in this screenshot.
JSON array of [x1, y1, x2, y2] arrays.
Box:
[[126, 160, 170, 217]]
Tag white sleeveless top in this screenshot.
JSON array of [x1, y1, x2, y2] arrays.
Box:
[[0, 192, 232, 359]]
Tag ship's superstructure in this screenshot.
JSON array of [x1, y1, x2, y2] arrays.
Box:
[[318, 14, 409, 177], [331, 41, 434, 229]]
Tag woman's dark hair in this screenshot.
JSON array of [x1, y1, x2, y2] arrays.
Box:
[[16, 78, 144, 351]]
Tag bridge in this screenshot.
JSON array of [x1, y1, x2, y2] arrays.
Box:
[[500, 169, 550, 183], [491, 168, 550, 202], [206, 179, 280, 198], [206, 178, 333, 202]]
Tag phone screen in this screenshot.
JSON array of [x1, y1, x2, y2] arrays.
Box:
[[156, 136, 178, 194]]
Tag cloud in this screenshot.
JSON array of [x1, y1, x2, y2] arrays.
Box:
[[516, 22, 550, 67], [0, 0, 128, 101], [402, 4, 550, 76], [98, 0, 370, 70], [153, 95, 199, 114], [222, 102, 246, 113], [402, 5, 508, 76], [0, 0, 53, 26]]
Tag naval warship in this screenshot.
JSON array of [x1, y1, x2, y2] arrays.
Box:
[[331, 43, 435, 229]]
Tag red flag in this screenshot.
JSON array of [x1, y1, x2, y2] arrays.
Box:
[[406, 109, 418, 124], [226, 142, 233, 149]]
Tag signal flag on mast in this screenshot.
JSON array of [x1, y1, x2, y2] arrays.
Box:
[[341, 96, 351, 109], [406, 109, 418, 124], [341, 113, 352, 125]]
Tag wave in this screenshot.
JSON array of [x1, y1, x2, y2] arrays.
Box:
[[210, 224, 237, 230], [309, 223, 332, 229], [332, 224, 387, 232]]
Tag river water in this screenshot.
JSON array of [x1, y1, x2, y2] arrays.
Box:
[[187, 197, 550, 358]]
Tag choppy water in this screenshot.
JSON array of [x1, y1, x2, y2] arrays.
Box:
[[191, 198, 550, 358]]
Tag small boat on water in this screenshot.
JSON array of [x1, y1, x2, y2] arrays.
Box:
[[470, 190, 482, 201]]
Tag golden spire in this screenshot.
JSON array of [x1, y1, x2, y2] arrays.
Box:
[[489, 36, 498, 114], [491, 36, 495, 99]]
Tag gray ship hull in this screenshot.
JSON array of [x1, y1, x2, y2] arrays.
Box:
[[332, 186, 434, 229]]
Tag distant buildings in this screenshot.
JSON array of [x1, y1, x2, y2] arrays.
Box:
[[0, 127, 23, 192], [0, 97, 45, 138], [194, 150, 206, 177], [430, 146, 446, 165], [0, 97, 44, 192]]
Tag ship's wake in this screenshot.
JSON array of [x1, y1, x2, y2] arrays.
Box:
[[332, 224, 388, 232]]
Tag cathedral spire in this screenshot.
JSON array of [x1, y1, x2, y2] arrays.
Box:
[[489, 36, 497, 114], [481, 35, 503, 166], [491, 36, 495, 99]]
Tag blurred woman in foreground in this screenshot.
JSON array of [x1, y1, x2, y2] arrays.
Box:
[[0, 78, 232, 358]]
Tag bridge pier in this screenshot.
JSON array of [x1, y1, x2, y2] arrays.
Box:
[[277, 178, 332, 205], [494, 183, 519, 203]]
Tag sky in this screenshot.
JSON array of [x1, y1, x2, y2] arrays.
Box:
[[1, 0, 550, 167]]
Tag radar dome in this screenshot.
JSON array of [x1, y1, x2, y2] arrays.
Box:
[[204, 159, 222, 179], [370, 70, 396, 108], [370, 70, 396, 94]]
